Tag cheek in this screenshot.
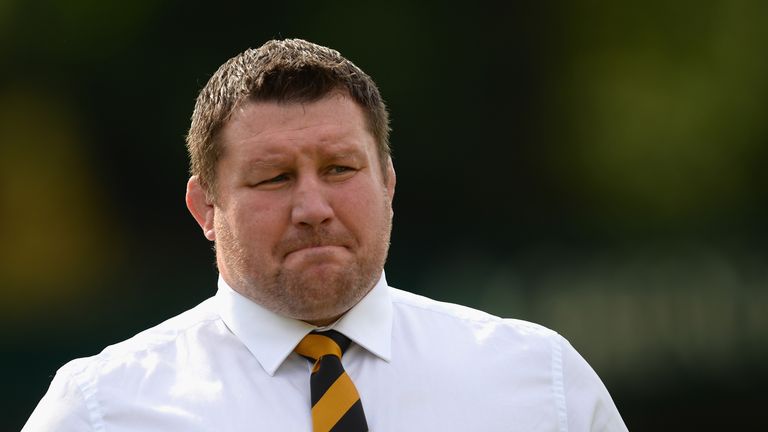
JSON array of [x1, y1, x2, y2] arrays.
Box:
[[334, 183, 389, 230], [228, 197, 288, 240]]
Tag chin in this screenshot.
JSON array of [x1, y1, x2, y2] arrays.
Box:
[[290, 285, 362, 322], [242, 256, 380, 323], [304, 288, 356, 312]]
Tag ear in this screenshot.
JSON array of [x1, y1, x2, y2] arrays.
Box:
[[384, 157, 396, 203], [186, 176, 216, 241]]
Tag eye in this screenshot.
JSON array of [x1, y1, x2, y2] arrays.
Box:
[[329, 165, 355, 175], [254, 173, 289, 187]]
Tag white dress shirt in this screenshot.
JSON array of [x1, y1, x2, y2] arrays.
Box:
[[23, 273, 627, 431]]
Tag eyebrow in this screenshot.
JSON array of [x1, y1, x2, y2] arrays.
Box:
[[325, 152, 359, 161], [321, 144, 367, 160], [241, 157, 287, 175], [241, 144, 367, 171], [248, 158, 284, 167]]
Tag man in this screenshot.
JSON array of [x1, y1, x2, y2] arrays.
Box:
[[23, 39, 627, 431]]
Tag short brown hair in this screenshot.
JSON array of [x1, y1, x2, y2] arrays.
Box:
[[186, 38, 391, 199]]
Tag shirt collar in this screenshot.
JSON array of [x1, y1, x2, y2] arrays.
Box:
[[215, 272, 392, 376]]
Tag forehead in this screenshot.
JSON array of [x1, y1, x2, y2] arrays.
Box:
[[219, 93, 373, 157]]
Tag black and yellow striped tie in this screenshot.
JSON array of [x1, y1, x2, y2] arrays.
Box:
[[295, 330, 368, 432]]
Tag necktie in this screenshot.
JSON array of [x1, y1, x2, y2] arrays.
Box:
[[294, 330, 368, 432]]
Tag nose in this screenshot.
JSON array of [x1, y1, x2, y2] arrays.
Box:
[[291, 176, 334, 227]]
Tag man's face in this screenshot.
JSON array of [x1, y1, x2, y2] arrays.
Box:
[[186, 93, 395, 325]]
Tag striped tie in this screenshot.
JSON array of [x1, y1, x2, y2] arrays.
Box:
[[294, 330, 368, 432]]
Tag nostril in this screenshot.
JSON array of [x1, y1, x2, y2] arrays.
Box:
[[291, 192, 334, 227]]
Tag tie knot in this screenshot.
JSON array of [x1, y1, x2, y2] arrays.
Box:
[[295, 330, 351, 362]]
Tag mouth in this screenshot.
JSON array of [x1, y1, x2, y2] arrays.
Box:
[[280, 231, 352, 260], [284, 244, 348, 259]]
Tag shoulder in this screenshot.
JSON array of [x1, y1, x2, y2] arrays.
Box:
[[24, 297, 224, 430], [388, 286, 561, 349], [387, 287, 628, 430], [56, 296, 222, 383]]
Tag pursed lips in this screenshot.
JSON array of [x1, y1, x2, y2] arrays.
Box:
[[283, 243, 348, 258], [278, 231, 354, 259]]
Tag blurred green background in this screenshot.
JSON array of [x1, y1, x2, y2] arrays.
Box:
[[3, 0, 767, 430]]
